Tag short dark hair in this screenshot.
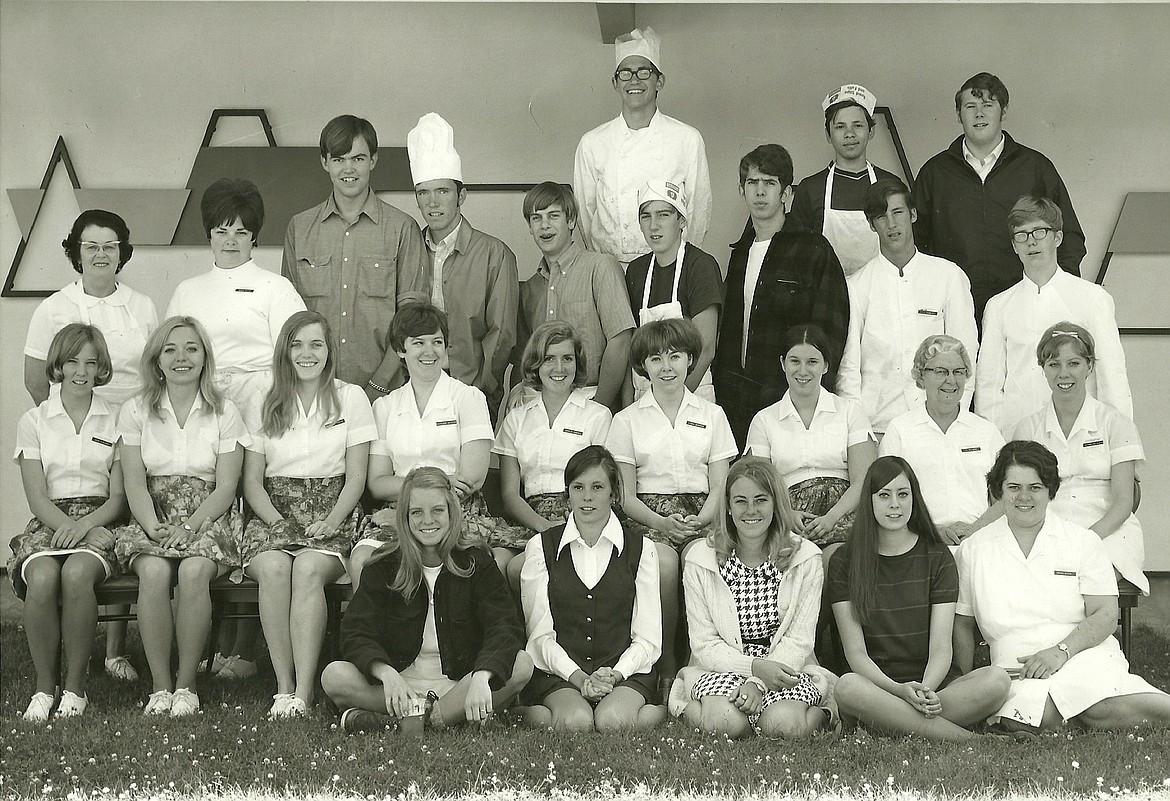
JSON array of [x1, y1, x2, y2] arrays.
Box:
[[45, 323, 113, 387], [738, 144, 793, 190], [779, 323, 835, 374], [564, 445, 623, 504], [629, 318, 703, 379], [61, 209, 134, 274], [955, 72, 1009, 111], [864, 178, 914, 222], [319, 115, 378, 159], [987, 440, 1061, 501], [522, 181, 577, 226], [201, 178, 264, 243], [520, 320, 588, 389], [390, 302, 450, 354], [824, 101, 875, 135]]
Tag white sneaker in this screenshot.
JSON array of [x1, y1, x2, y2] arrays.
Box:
[[23, 692, 55, 722], [215, 655, 256, 680], [56, 690, 88, 718], [143, 689, 173, 715], [104, 656, 139, 682], [198, 653, 228, 675], [268, 693, 307, 719], [170, 687, 200, 717]]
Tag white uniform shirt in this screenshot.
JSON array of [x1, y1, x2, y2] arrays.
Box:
[[248, 381, 377, 478], [521, 512, 661, 681], [493, 388, 612, 496], [370, 371, 493, 476], [838, 250, 978, 432], [746, 388, 874, 488], [880, 405, 1005, 528], [607, 389, 737, 494], [166, 260, 305, 374], [24, 280, 158, 405], [118, 393, 250, 481], [573, 111, 712, 261], [1014, 396, 1143, 491], [975, 269, 1131, 438], [14, 394, 119, 499], [956, 514, 1116, 668]]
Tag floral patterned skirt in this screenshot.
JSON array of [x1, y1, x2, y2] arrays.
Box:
[[788, 476, 853, 545], [356, 491, 531, 551], [240, 475, 360, 565], [7, 497, 118, 600], [622, 492, 709, 549], [113, 476, 238, 569]]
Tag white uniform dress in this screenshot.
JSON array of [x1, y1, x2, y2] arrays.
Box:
[[956, 514, 1164, 726], [1014, 396, 1147, 594]]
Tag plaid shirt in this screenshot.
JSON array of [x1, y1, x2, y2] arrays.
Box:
[[713, 221, 849, 448]]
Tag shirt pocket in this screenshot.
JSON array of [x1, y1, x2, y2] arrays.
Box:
[[295, 252, 333, 298], [359, 255, 396, 298], [912, 307, 946, 341]]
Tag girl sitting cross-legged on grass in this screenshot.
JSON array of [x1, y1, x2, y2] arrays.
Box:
[[518, 445, 669, 732], [670, 456, 838, 740], [11, 324, 127, 722], [321, 467, 532, 734], [114, 316, 250, 717], [829, 456, 1011, 740]]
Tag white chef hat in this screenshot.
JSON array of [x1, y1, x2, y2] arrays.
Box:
[[407, 112, 462, 185], [615, 27, 662, 73], [822, 84, 877, 116], [637, 180, 688, 220]]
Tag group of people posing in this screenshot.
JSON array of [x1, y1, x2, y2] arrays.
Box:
[[12, 26, 1169, 739]]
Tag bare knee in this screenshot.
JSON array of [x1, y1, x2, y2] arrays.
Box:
[[23, 558, 61, 600], [832, 672, 869, 718], [177, 557, 218, 589], [594, 703, 637, 733], [697, 699, 752, 738], [757, 705, 816, 740], [134, 556, 174, 590], [321, 660, 363, 701], [552, 705, 595, 732], [291, 552, 341, 590], [655, 543, 679, 583], [60, 555, 103, 600], [248, 551, 292, 585]]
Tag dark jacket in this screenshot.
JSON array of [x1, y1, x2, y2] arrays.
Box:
[[340, 545, 524, 690], [913, 132, 1086, 320]]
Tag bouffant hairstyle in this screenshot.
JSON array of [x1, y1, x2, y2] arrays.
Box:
[[201, 178, 264, 243], [629, 318, 703, 379], [61, 209, 134, 274], [389, 302, 450, 355]]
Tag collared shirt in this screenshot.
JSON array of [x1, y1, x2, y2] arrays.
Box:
[[118, 393, 250, 481], [746, 388, 873, 488], [606, 389, 738, 494], [573, 110, 712, 262], [975, 269, 1132, 438], [25, 280, 158, 405], [425, 220, 461, 311], [282, 191, 427, 389], [880, 405, 1005, 528], [962, 134, 1006, 182], [520, 512, 661, 681], [956, 514, 1117, 667], [370, 371, 492, 476], [166, 260, 305, 374], [493, 388, 612, 496], [14, 393, 119, 499], [248, 381, 377, 478], [517, 240, 635, 386], [1015, 395, 1143, 493], [418, 218, 518, 399], [838, 249, 978, 432]]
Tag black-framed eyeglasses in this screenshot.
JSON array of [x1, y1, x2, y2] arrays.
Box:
[[1011, 227, 1055, 244], [922, 367, 970, 379], [614, 67, 657, 82]]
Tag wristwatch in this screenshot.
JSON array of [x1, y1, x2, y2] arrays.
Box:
[[1056, 642, 1070, 660], [181, 523, 194, 534]]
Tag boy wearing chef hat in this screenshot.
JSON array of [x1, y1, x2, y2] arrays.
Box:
[[407, 112, 518, 417], [573, 27, 712, 268], [786, 84, 901, 277]]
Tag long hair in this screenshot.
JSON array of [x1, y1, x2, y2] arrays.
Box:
[[262, 310, 342, 437], [710, 457, 801, 572], [138, 316, 224, 418], [380, 467, 474, 600], [846, 456, 942, 625]]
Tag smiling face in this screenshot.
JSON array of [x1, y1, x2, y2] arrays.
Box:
[[59, 341, 100, 399], [644, 349, 692, 392], [920, 349, 969, 416], [527, 202, 574, 262], [871, 472, 913, 534], [728, 475, 774, 543], [567, 464, 614, 529], [957, 88, 1006, 151], [78, 225, 121, 284], [208, 217, 255, 270], [782, 342, 828, 397], [1042, 341, 1093, 402], [827, 105, 873, 168], [415, 179, 465, 242], [322, 135, 377, 203], [869, 192, 917, 256], [406, 486, 451, 564], [538, 338, 576, 396], [1001, 464, 1050, 532], [613, 55, 663, 113], [158, 325, 206, 388], [740, 166, 790, 228], [289, 321, 329, 385], [398, 330, 447, 382]]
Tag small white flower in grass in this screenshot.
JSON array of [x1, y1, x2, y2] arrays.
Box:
[[1058, 777, 1065, 782], [332, 775, 340, 783], [1073, 761, 1081, 769]]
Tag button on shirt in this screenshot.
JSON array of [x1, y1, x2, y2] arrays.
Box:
[[962, 135, 1005, 182], [520, 512, 661, 681], [1015, 396, 1142, 495], [370, 371, 493, 476], [880, 405, 1005, 528], [838, 250, 978, 432], [493, 388, 612, 496], [118, 393, 250, 481], [975, 269, 1132, 438], [248, 381, 377, 478], [166, 260, 305, 373], [14, 394, 119, 499], [425, 222, 460, 311], [746, 388, 873, 488], [607, 389, 738, 494]]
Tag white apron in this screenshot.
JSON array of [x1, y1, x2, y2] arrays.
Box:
[[631, 241, 716, 402], [822, 163, 880, 277]]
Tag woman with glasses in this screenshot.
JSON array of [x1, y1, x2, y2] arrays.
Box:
[[880, 336, 1004, 546], [975, 196, 1131, 439]]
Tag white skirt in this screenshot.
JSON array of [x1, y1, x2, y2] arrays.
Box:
[[1050, 490, 1147, 594]]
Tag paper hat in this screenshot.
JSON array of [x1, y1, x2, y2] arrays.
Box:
[[615, 27, 662, 72], [407, 112, 462, 185], [822, 84, 877, 116], [637, 180, 689, 219]]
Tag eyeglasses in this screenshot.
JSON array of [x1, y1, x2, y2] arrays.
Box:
[[922, 367, 970, 379], [1011, 227, 1055, 244], [614, 66, 657, 82], [80, 241, 121, 256]]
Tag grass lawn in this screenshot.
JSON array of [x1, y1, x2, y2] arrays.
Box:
[[1, 623, 1169, 800]]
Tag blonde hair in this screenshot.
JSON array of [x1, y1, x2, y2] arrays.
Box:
[[139, 316, 224, 418], [709, 457, 801, 571]]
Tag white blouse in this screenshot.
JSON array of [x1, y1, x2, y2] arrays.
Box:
[[248, 381, 377, 478], [14, 393, 119, 499], [118, 393, 250, 481]]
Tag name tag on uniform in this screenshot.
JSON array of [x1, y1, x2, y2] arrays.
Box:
[[92, 436, 114, 447], [234, 288, 255, 293], [436, 419, 457, 427], [1083, 440, 1104, 448], [324, 418, 346, 429], [917, 309, 940, 316], [685, 420, 707, 429], [960, 446, 981, 453], [562, 427, 584, 436], [1054, 570, 1076, 577]]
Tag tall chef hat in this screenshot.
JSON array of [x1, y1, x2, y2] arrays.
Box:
[[407, 112, 462, 185], [615, 27, 662, 73]]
